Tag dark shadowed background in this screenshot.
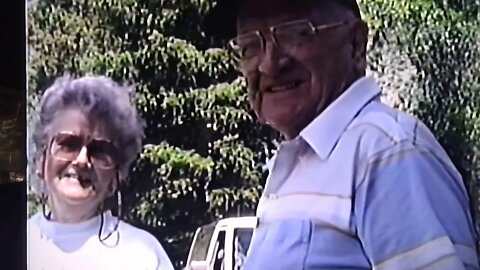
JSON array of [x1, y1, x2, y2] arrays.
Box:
[[0, 1, 27, 270]]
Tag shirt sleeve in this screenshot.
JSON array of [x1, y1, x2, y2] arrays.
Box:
[[354, 141, 479, 270]]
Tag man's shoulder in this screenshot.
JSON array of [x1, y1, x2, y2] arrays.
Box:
[[342, 101, 442, 159], [349, 101, 416, 139]]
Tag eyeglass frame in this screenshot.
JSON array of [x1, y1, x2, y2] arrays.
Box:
[[48, 130, 119, 170], [228, 19, 355, 66]]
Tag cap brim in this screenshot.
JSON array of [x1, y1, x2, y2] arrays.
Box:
[[204, 0, 243, 40]]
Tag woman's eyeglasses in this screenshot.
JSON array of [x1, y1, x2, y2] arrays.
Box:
[[49, 131, 118, 169]]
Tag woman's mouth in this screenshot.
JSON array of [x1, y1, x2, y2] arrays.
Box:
[[63, 173, 94, 189]]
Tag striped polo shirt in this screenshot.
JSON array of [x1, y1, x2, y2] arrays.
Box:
[[243, 76, 479, 270]]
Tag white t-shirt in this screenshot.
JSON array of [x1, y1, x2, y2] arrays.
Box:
[[27, 211, 174, 270]]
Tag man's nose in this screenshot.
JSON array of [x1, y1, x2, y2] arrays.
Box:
[[258, 39, 293, 76]]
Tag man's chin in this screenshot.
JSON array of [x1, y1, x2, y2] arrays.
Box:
[[266, 120, 300, 140]]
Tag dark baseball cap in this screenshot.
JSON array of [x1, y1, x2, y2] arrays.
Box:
[[204, 0, 362, 40]]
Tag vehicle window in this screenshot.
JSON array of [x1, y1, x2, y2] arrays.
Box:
[[188, 222, 217, 262], [233, 228, 254, 270], [213, 230, 226, 270]]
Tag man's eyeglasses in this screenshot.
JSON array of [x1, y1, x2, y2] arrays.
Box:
[[229, 19, 350, 67], [49, 131, 118, 169]]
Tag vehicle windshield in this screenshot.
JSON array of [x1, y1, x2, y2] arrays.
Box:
[[187, 222, 217, 263]]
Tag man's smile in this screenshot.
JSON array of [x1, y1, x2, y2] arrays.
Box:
[[265, 79, 306, 93]]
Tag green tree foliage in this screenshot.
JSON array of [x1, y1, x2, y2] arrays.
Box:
[[29, 0, 480, 267], [363, 0, 480, 248]]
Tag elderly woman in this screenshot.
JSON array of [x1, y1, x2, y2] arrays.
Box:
[[27, 76, 174, 270]]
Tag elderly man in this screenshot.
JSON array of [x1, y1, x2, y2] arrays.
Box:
[[205, 0, 478, 269]]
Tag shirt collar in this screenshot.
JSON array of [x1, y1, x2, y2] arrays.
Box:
[[36, 211, 114, 240], [299, 76, 381, 160]]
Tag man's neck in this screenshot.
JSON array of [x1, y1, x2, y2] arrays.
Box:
[[281, 74, 365, 141]]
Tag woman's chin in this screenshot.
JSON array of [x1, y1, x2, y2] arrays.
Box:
[[58, 186, 95, 204]]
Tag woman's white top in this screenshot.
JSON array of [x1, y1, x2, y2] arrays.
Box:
[[27, 211, 174, 270]]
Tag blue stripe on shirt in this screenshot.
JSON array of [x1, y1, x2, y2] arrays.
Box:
[[354, 141, 478, 269]]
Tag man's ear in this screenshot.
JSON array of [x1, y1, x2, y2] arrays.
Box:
[[352, 20, 369, 73], [352, 20, 368, 57]]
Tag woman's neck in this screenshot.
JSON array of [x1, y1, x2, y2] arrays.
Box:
[[47, 197, 100, 223]]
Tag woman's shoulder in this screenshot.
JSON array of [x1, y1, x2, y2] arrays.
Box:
[[118, 220, 161, 245], [116, 220, 167, 253], [28, 211, 42, 221], [115, 220, 174, 269], [27, 212, 43, 231], [101, 216, 173, 270]]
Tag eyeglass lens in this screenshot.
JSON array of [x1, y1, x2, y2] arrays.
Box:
[[50, 132, 116, 168]]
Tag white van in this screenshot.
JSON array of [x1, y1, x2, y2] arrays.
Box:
[[185, 216, 257, 270]]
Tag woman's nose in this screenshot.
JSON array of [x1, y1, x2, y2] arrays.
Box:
[[71, 146, 92, 169]]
